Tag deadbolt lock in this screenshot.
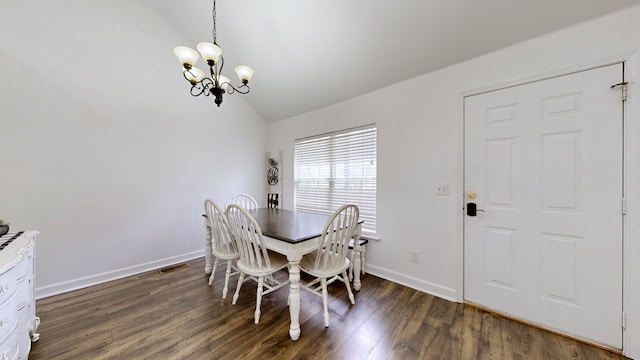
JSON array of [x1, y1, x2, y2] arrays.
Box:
[[466, 191, 476, 199]]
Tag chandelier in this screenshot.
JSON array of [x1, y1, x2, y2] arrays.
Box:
[[173, 0, 254, 107]]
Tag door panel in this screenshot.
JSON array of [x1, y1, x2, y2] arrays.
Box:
[[464, 63, 623, 348]]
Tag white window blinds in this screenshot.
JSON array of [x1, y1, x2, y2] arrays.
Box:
[[294, 125, 377, 235]]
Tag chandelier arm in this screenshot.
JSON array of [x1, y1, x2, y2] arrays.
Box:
[[195, 78, 215, 96], [190, 82, 206, 97], [208, 63, 218, 85], [202, 78, 215, 96], [224, 82, 234, 94], [217, 55, 225, 83], [236, 84, 250, 94], [224, 83, 251, 95]]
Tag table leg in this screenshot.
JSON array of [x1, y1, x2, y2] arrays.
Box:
[[204, 222, 213, 274], [352, 224, 363, 291], [353, 247, 362, 291], [288, 260, 301, 340]]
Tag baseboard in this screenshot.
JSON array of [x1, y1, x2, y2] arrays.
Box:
[[35, 250, 205, 299], [365, 264, 459, 302]]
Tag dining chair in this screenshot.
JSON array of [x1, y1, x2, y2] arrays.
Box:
[[204, 199, 241, 299], [299, 204, 359, 327], [225, 193, 258, 210], [226, 204, 290, 324], [267, 193, 279, 209]]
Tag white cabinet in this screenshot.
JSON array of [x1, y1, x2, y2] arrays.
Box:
[[0, 231, 39, 360]]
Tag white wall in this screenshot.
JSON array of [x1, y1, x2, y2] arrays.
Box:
[[0, 0, 267, 298], [267, 5, 640, 358], [1, 0, 638, 356]]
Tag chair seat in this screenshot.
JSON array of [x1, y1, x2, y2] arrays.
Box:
[[300, 251, 350, 278], [237, 250, 289, 277], [212, 247, 238, 260]]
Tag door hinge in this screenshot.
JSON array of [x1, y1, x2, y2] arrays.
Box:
[[622, 312, 627, 329], [611, 81, 629, 101], [622, 198, 627, 215]]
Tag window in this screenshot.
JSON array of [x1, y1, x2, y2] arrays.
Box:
[[294, 125, 377, 235]]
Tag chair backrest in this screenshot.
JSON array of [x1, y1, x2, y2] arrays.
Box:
[[204, 199, 236, 256], [226, 204, 273, 273], [313, 204, 360, 270], [225, 193, 258, 210], [267, 193, 279, 209]]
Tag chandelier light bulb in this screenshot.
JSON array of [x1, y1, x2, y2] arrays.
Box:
[[234, 65, 255, 84], [173, 46, 199, 68], [218, 75, 231, 91], [197, 42, 223, 64], [184, 67, 205, 83]]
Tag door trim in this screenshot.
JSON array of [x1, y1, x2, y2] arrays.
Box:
[[460, 51, 637, 98], [456, 50, 640, 358]]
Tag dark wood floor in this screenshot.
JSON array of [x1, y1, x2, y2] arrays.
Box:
[[29, 257, 627, 360]]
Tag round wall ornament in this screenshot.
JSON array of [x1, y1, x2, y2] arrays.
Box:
[[267, 167, 279, 185]]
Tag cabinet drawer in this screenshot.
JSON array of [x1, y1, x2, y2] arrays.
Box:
[[14, 279, 29, 310], [0, 292, 17, 345], [12, 259, 28, 284], [15, 303, 28, 335], [0, 329, 18, 360], [0, 271, 17, 307], [16, 328, 29, 360]]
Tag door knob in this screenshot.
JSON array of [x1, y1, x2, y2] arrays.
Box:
[[466, 202, 485, 216]]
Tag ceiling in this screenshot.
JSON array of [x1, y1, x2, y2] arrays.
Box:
[[146, 0, 640, 123]]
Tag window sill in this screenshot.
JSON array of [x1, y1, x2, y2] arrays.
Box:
[[360, 232, 380, 241]]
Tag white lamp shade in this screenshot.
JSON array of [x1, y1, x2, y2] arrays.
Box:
[[184, 67, 205, 83], [174, 46, 199, 67], [234, 65, 254, 83], [197, 42, 222, 63], [218, 75, 231, 90]]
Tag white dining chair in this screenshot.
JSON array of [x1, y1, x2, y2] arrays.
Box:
[[299, 204, 359, 327], [226, 204, 289, 324], [225, 193, 258, 210], [204, 199, 241, 299]]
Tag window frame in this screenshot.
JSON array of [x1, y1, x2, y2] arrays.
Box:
[[293, 124, 377, 236]]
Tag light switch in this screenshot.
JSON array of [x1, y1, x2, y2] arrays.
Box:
[[436, 183, 449, 195]]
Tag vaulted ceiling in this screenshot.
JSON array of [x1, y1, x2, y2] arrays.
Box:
[[146, 0, 640, 123]]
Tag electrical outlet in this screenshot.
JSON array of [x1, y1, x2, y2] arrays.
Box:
[[410, 250, 419, 263], [436, 183, 449, 195]]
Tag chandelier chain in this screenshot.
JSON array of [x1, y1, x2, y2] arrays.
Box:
[[212, 0, 217, 44]]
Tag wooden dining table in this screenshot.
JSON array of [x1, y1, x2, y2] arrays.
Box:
[[204, 207, 363, 340]]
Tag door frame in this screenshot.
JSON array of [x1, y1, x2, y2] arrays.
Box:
[[456, 51, 640, 358]]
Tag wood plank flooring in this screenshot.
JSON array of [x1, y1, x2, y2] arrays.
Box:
[[29, 257, 628, 360]]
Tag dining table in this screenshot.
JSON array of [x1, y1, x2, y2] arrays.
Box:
[[203, 207, 363, 340]]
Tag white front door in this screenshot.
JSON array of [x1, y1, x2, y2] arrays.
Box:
[[464, 63, 624, 348]]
